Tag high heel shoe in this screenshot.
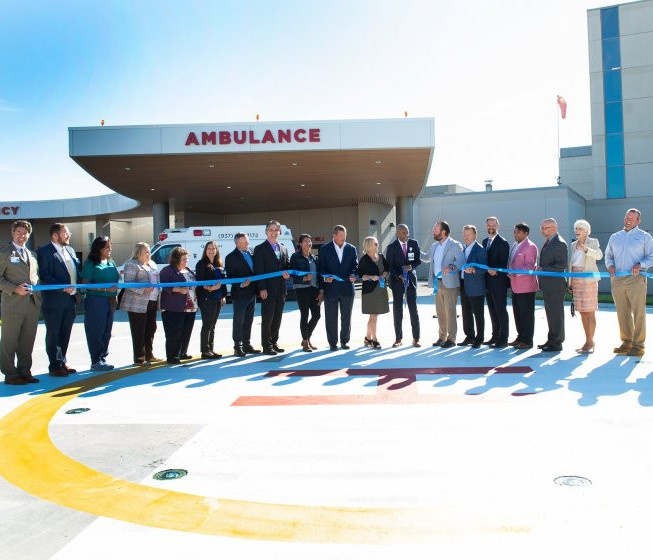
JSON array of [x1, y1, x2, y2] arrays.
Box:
[[364, 337, 373, 347], [576, 343, 595, 354], [301, 340, 312, 352], [308, 339, 318, 350], [372, 340, 382, 349]]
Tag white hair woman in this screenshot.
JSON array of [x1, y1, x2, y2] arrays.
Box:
[[569, 219, 603, 353]]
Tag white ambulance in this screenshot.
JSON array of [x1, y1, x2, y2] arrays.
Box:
[[150, 225, 295, 271]]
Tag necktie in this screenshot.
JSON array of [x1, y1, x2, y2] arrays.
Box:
[[487, 237, 493, 250], [542, 239, 550, 251], [402, 242, 407, 258], [62, 248, 77, 294], [19, 248, 26, 262]]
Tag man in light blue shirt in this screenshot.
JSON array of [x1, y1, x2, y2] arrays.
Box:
[[605, 208, 653, 356]]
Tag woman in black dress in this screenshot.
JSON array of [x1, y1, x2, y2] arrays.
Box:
[[358, 236, 389, 349]]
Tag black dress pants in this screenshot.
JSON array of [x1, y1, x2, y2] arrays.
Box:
[[162, 311, 196, 361], [460, 280, 485, 343], [42, 297, 76, 371], [486, 283, 509, 343], [261, 294, 286, 348], [512, 291, 535, 345], [232, 296, 255, 346], [127, 300, 158, 361], [391, 283, 420, 341], [324, 295, 354, 347], [295, 286, 321, 340]]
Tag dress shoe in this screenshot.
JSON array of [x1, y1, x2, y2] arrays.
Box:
[[457, 338, 474, 346], [491, 342, 508, 349], [301, 340, 313, 352], [483, 338, 497, 345], [243, 345, 261, 354], [440, 340, 455, 348], [147, 356, 164, 363], [5, 377, 28, 385], [392, 340, 403, 348], [341, 344, 351, 350], [134, 357, 148, 365], [471, 342, 482, 349], [64, 365, 77, 373], [263, 347, 278, 356], [432, 339, 445, 347], [514, 342, 533, 350], [412, 339, 421, 348], [234, 345, 247, 357], [49, 368, 70, 377], [201, 353, 219, 359], [180, 354, 193, 360], [508, 339, 521, 347], [614, 343, 632, 354], [537, 343, 549, 349], [330, 345, 339, 351], [91, 362, 113, 371], [24, 375, 40, 383], [540, 344, 562, 352], [626, 347, 644, 357], [167, 358, 181, 364], [272, 344, 285, 353]]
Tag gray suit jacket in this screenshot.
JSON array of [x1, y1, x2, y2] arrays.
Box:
[[425, 237, 465, 289], [539, 233, 568, 292], [0, 242, 41, 313]]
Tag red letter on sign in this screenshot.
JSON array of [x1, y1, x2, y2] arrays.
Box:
[[278, 129, 291, 143], [11, 207, 18, 215], [294, 129, 306, 142], [249, 130, 260, 144], [185, 132, 199, 146], [219, 131, 231, 145], [262, 130, 275, 143], [202, 132, 216, 145], [234, 131, 246, 145], [309, 128, 320, 142]]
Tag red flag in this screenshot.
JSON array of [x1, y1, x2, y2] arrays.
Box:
[[557, 95, 567, 119]]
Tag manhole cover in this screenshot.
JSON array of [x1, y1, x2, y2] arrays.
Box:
[[153, 469, 188, 481], [65, 408, 90, 415], [554, 475, 592, 487]]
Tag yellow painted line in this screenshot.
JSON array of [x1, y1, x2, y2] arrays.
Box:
[[0, 368, 528, 543]]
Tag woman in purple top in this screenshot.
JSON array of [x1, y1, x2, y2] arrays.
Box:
[[160, 247, 197, 364]]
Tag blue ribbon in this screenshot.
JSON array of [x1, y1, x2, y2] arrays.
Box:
[[29, 270, 344, 292], [462, 263, 653, 279]]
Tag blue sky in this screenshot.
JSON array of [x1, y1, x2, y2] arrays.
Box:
[[1, 0, 617, 200]]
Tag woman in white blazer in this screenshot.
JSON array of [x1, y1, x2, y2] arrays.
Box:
[[569, 219, 603, 353]]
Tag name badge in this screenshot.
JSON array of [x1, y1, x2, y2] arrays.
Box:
[[407, 251, 414, 262], [10, 256, 20, 264]]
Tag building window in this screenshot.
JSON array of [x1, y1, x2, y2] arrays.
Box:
[[601, 6, 625, 199]]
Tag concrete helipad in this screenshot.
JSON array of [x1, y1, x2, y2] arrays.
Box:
[[1, 287, 653, 559]]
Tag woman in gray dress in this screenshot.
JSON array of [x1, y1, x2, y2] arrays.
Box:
[[358, 236, 389, 349]]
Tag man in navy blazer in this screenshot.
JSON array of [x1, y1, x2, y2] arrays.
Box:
[[482, 217, 511, 348], [458, 225, 487, 348], [36, 223, 81, 376], [317, 225, 358, 350], [253, 220, 290, 355], [385, 224, 422, 347], [225, 232, 260, 357]]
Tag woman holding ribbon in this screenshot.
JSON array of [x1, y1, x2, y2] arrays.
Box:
[[160, 247, 198, 364], [120, 242, 161, 365], [569, 219, 603, 353], [289, 234, 323, 352], [81, 236, 120, 371], [358, 236, 389, 348], [195, 241, 227, 359]]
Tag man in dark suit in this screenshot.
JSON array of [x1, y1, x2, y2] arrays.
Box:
[[225, 233, 261, 357], [458, 225, 487, 348], [253, 220, 290, 355], [482, 216, 510, 348], [0, 220, 41, 385], [317, 224, 358, 350], [37, 223, 81, 377], [385, 224, 421, 347], [537, 218, 569, 352]]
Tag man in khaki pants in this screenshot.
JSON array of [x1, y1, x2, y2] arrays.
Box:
[[605, 209, 653, 357]]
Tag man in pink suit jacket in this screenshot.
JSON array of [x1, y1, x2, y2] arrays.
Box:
[[508, 222, 538, 349]]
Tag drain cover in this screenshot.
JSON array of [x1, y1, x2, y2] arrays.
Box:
[[153, 469, 188, 481], [554, 475, 592, 487], [65, 408, 90, 415]]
